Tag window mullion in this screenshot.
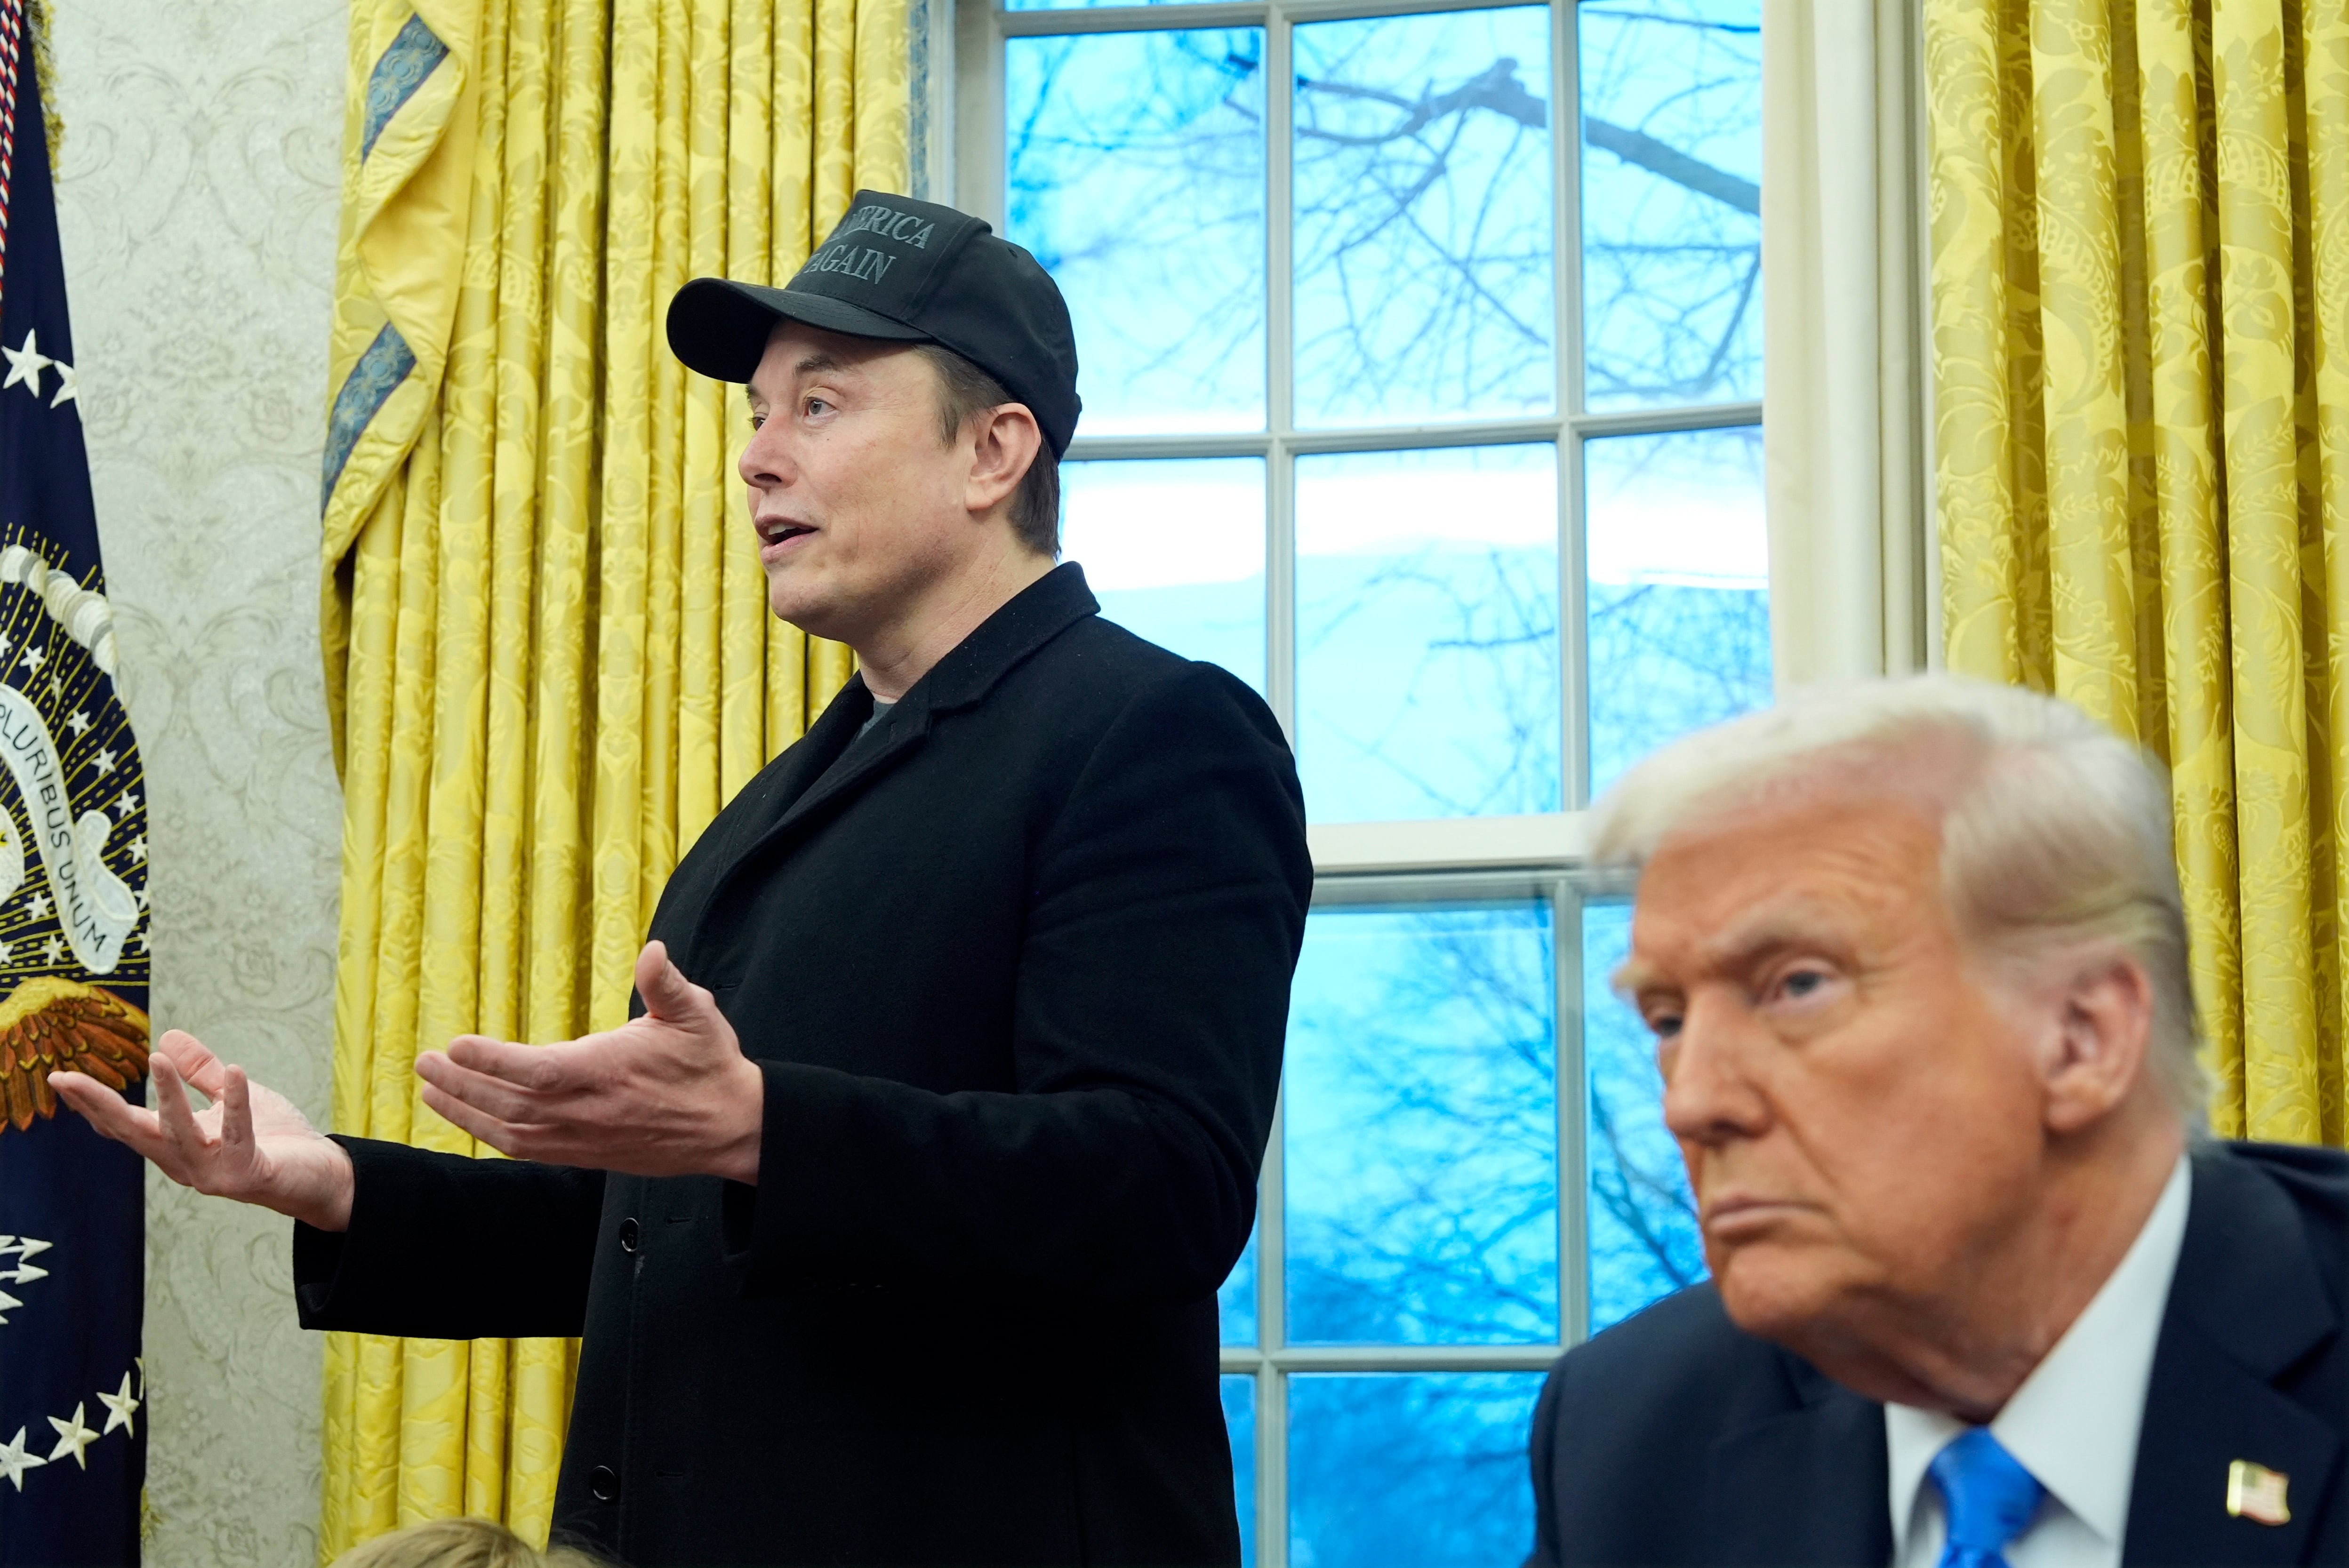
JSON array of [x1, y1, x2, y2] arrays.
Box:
[[1263, 16, 1295, 1560], [1267, 4, 1298, 747], [996, 0, 1269, 36], [1554, 0, 1588, 813], [1567, 399, 1766, 439], [1258, 1085, 1289, 1568], [1255, 1356, 1288, 1568], [1563, 425, 1590, 809], [1555, 0, 1584, 420], [1063, 405, 1764, 465], [1557, 881, 1591, 1347]]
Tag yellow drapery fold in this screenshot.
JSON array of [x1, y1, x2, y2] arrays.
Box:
[[1926, 0, 2349, 1143], [315, 0, 908, 1554]]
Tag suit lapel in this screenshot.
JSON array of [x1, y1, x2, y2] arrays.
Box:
[[2122, 1146, 2342, 1567], [1706, 1360, 1892, 1566]]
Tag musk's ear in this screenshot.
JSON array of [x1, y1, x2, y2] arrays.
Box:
[[2037, 951, 2156, 1135], [962, 403, 1042, 520]]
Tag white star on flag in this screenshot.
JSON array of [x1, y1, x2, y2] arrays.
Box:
[[0, 1427, 45, 1490], [91, 748, 116, 776], [2, 332, 54, 400], [66, 710, 91, 737], [45, 1404, 98, 1470], [27, 892, 52, 920], [128, 834, 147, 864], [98, 1372, 140, 1437], [20, 645, 45, 673], [49, 360, 78, 409], [40, 935, 64, 968], [114, 789, 141, 821]]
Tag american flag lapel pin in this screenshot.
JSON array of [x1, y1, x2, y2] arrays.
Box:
[[2226, 1460, 2290, 1526]]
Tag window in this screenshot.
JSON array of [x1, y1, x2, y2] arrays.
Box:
[[958, 0, 1764, 1559]]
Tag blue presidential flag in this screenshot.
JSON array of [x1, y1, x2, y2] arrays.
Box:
[[0, 4, 155, 1564]]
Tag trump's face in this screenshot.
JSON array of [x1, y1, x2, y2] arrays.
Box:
[[1625, 789, 2051, 1371]]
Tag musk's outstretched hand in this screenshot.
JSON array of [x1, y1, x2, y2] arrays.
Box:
[[415, 941, 765, 1183], [52, 942, 760, 1229], [52, 1030, 356, 1231]]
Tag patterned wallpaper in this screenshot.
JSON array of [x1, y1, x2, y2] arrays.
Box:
[[48, 1, 351, 1562]]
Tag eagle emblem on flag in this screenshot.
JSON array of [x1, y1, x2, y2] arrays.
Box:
[[0, 975, 148, 1133]]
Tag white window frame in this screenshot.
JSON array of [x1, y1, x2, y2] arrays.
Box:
[[932, 0, 1930, 1558], [1235, 863, 1630, 1568], [954, 0, 1765, 878]]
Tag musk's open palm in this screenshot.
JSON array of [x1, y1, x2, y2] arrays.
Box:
[[51, 1029, 355, 1230]]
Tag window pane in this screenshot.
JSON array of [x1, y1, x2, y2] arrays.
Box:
[[1584, 425, 1768, 796], [1006, 30, 1265, 432], [1220, 1221, 1259, 1345], [1223, 1375, 1258, 1568], [1064, 458, 1267, 690], [1297, 444, 1559, 823], [1285, 904, 1558, 1344], [1578, 0, 1763, 409], [1288, 1373, 1544, 1568], [1293, 8, 1555, 427], [1582, 901, 1707, 1334]]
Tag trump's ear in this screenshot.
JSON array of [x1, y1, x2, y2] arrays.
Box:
[[2038, 952, 2157, 1135]]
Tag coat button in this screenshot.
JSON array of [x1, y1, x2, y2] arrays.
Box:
[[618, 1218, 640, 1254], [588, 1464, 620, 1503]]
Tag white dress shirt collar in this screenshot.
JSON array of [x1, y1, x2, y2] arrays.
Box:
[[1885, 1153, 2192, 1567]]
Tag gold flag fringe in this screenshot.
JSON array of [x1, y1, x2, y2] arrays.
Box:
[[24, 0, 60, 173]]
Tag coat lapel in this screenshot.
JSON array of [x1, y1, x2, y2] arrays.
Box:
[[686, 668, 875, 874], [702, 563, 1102, 897], [1705, 1359, 1892, 1566], [757, 699, 933, 845], [2122, 1146, 2343, 1567]]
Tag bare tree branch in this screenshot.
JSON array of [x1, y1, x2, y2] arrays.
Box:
[[1581, 115, 1759, 215]]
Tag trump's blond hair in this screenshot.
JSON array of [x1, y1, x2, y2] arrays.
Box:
[[1592, 673, 2208, 1122]]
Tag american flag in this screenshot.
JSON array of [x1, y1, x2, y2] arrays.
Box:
[[0, 7, 152, 1563], [2227, 1459, 2291, 1528]]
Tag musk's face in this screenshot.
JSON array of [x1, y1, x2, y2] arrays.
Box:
[[738, 321, 974, 642], [1623, 789, 2048, 1355]]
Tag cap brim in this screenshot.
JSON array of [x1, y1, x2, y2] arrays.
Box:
[[666, 278, 930, 382]]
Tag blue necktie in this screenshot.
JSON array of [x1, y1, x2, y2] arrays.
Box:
[[1928, 1427, 2045, 1568]]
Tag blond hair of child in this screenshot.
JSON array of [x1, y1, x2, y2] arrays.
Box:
[[327, 1517, 609, 1568]]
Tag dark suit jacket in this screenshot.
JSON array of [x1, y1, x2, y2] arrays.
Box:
[[1528, 1140, 2346, 1567], [292, 565, 1312, 1567]]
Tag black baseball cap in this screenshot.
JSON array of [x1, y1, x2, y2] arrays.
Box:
[[665, 191, 1082, 457]]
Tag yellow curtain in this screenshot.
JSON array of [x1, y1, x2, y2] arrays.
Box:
[[1926, 0, 2349, 1143], [313, 0, 907, 1554]]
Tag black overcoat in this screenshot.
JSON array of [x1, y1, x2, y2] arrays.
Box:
[[293, 565, 1312, 1567], [1525, 1139, 2347, 1567]]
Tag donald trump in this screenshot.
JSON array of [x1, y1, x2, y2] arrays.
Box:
[[1529, 675, 2345, 1567]]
